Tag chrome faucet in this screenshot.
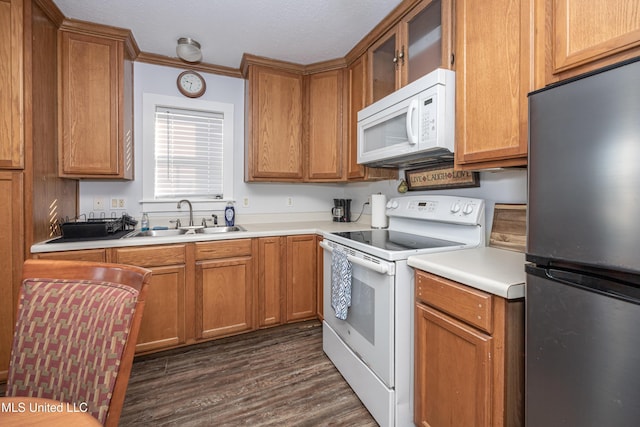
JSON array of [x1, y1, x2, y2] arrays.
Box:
[[177, 199, 194, 226]]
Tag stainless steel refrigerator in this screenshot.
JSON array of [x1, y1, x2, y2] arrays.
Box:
[[527, 57, 640, 427]]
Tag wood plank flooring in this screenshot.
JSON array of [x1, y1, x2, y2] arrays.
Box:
[[120, 321, 378, 426]]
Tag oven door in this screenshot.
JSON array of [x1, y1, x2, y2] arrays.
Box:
[[321, 240, 395, 387]]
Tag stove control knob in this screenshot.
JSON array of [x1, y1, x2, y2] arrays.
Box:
[[390, 200, 399, 209], [450, 202, 461, 213], [463, 203, 474, 215], [386, 201, 393, 209]]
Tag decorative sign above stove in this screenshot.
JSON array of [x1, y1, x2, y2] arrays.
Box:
[[405, 164, 479, 191]]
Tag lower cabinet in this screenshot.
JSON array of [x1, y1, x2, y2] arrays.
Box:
[[257, 234, 318, 326], [113, 245, 187, 353], [257, 236, 286, 328], [195, 239, 256, 339], [414, 270, 524, 427], [286, 235, 317, 322], [29, 234, 319, 355]]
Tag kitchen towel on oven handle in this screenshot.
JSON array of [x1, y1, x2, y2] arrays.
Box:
[[331, 247, 352, 320]]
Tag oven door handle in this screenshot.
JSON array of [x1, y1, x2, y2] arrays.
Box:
[[320, 241, 392, 275], [347, 255, 391, 275]]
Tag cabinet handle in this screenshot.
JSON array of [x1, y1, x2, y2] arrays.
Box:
[[393, 52, 399, 66], [399, 47, 405, 65]]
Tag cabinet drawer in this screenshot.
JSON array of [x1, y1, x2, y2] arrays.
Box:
[[195, 239, 252, 260], [415, 270, 493, 333], [114, 244, 186, 267], [34, 249, 107, 262]]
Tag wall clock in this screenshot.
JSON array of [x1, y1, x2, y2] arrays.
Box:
[[177, 70, 206, 98]]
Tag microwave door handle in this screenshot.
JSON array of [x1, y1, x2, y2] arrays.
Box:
[[406, 99, 419, 145]]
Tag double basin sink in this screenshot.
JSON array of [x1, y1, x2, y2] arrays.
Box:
[[127, 225, 245, 238]]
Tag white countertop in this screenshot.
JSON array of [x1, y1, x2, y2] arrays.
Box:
[[31, 220, 370, 253], [407, 246, 526, 299]]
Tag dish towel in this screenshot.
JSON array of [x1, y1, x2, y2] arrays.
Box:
[[331, 247, 352, 320]]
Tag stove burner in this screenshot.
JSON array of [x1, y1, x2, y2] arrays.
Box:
[[332, 230, 462, 252]]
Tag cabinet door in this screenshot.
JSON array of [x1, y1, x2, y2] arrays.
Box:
[[369, 28, 400, 103], [59, 30, 132, 179], [0, 0, 23, 169], [257, 236, 285, 328], [245, 65, 303, 181], [196, 256, 254, 339], [547, 0, 640, 81], [305, 69, 345, 181], [136, 265, 187, 353], [0, 172, 23, 381], [403, 0, 452, 85], [415, 303, 492, 427], [454, 0, 531, 169], [286, 235, 317, 322], [113, 245, 187, 353]]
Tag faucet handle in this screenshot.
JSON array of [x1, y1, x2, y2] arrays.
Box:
[[201, 217, 211, 227], [169, 218, 182, 229]]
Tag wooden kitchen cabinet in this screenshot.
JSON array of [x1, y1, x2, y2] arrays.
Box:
[[454, 0, 532, 170], [368, 0, 453, 104], [113, 245, 187, 353], [195, 239, 256, 339], [536, 0, 640, 85], [33, 248, 107, 262], [346, 55, 398, 181], [0, 0, 23, 169], [244, 63, 304, 181], [58, 21, 135, 179], [257, 236, 286, 328], [414, 270, 524, 427], [286, 234, 317, 322], [305, 69, 345, 182], [0, 172, 23, 382]]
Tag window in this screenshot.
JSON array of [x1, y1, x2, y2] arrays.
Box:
[[142, 94, 234, 211], [154, 107, 223, 198]]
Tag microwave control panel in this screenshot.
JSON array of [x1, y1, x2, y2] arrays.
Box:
[[421, 93, 437, 144]]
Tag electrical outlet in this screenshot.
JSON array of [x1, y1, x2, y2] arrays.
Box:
[[111, 197, 127, 209], [93, 197, 105, 210], [286, 197, 293, 207], [243, 197, 250, 208]]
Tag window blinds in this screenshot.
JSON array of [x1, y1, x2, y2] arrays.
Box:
[[154, 106, 224, 198]]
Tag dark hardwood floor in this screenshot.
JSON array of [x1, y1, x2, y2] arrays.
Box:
[[120, 321, 378, 426]]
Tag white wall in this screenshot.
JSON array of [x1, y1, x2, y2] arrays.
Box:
[[79, 62, 527, 226]]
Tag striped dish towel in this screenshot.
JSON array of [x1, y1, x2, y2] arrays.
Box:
[[331, 247, 352, 320]]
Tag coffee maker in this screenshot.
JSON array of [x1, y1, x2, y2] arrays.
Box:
[[332, 199, 351, 222]]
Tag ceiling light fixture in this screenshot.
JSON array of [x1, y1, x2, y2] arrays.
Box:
[[176, 37, 202, 63]]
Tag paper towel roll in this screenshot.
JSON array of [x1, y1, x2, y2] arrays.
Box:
[[371, 194, 388, 229]]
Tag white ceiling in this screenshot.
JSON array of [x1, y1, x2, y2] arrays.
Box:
[[52, 0, 404, 69]]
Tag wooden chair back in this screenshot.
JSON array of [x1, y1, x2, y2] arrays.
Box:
[[6, 259, 151, 426]]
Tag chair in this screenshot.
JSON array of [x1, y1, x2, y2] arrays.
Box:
[[5, 259, 152, 426]]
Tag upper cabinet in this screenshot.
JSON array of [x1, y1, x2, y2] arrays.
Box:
[[368, 0, 453, 104], [346, 55, 398, 181], [304, 69, 345, 182], [537, 0, 640, 84], [58, 20, 136, 179], [454, 0, 533, 170], [243, 62, 304, 182], [0, 0, 23, 169]]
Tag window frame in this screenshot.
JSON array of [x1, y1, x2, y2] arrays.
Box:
[[141, 93, 234, 213]]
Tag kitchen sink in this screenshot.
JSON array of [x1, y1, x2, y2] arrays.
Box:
[[130, 229, 189, 237], [127, 225, 245, 238], [197, 225, 245, 234]]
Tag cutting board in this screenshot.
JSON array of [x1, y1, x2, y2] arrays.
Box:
[[489, 204, 527, 252]]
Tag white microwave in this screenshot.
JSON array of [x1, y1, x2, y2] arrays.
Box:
[[357, 68, 455, 168]]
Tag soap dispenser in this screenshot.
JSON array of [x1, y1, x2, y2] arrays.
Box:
[[224, 202, 235, 226]]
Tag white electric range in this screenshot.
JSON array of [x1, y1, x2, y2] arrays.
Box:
[[320, 195, 485, 427]]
